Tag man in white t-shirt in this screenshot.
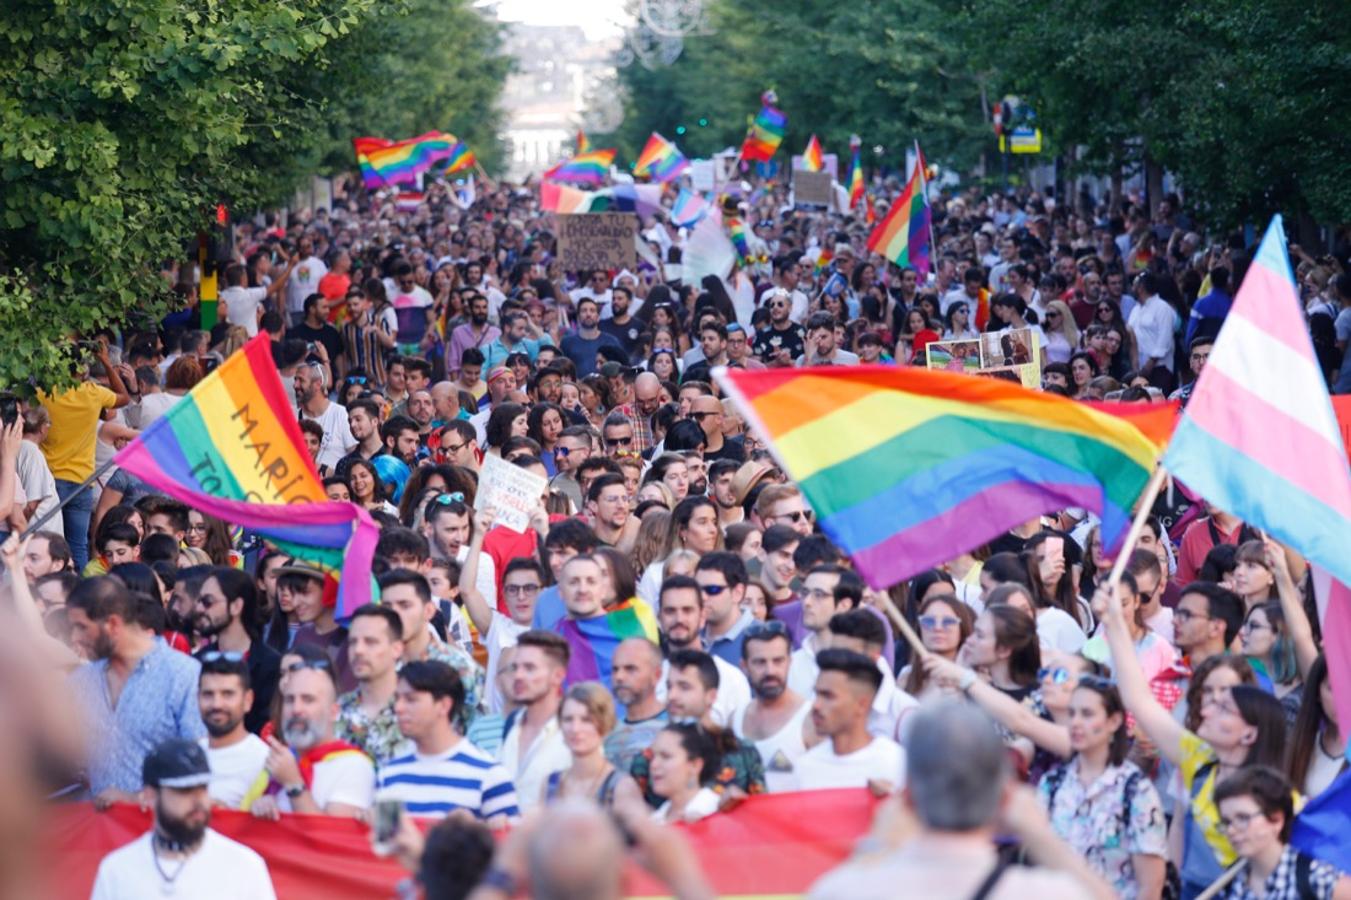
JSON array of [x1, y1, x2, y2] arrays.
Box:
[[285, 236, 328, 323], [197, 656, 268, 809], [459, 512, 538, 713], [424, 498, 497, 611], [16, 406, 60, 533], [295, 362, 356, 472], [1127, 272, 1177, 391], [249, 664, 375, 819], [220, 256, 295, 337], [794, 648, 905, 793], [90, 739, 276, 900]]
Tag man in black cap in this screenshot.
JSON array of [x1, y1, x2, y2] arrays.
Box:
[[89, 738, 276, 899]]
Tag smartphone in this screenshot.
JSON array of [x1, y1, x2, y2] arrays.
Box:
[[371, 798, 403, 856], [0, 393, 18, 428]]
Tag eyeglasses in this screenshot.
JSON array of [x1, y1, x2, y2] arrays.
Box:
[[283, 657, 333, 675], [776, 509, 814, 524], [1174, 608, 1210, 624], [504, 583, 542, 597], [745, 620, 789, 639], [1037, 666, 1071, 684], [803, 587, 834, 602], [920, 615, 960, 630], [1218, 811, 1262, 833], [187, 523, 209, 533], [441, 441, 470, 455], [200, 651, 244, 663], [433, 492, 467, 505], [700, 583, 729, 596], [1241, 619, 1270, 634], [1191, 352, 1211, 362]]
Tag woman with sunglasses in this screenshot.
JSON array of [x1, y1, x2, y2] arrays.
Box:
[[1041, 299, 1080, 365], [1037, 678, 1168, 900], [942, 302, 979, 341], [1081, 567, 1176, 687], [901, 593, 974, 699], [1212, 766, 1350, 899], [1097, 579, 1289, 899]]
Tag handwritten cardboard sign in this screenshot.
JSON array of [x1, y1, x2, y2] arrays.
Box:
[[474, 453, 548, 533], [792, 170, 833, 207], [556, 213, 635, 272]]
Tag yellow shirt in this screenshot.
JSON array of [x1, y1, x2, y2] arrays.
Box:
[[1180, 731, 1235, 866], [39, 383, 117, 482]]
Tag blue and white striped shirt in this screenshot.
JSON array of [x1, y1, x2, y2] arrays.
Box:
[[376, 739, 520, 820]]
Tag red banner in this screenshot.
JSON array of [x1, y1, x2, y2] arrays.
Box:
[[42, 790, 878, 898]]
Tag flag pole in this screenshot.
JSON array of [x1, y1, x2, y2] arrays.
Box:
[[1104, 464, 1170, 591], [20, 456, 119, 539]]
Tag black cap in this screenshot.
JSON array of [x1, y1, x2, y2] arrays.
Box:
[[142, 739, 212, 789]]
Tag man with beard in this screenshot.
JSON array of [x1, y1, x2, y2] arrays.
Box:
[[407, 389, 437, 443], [561, 297, 624, 378], [598, 285, 644, 362], [654, 575, 751, 728], [334, 397, 385, 481], [295, 361, 356, 472], [249, 661, 374, 819], [753, 288, 807, 366], [381, 414, 421, 466], [730, 622, 818, 793], [67, 577, 205, 805], [447, 293, 500, 377], [496, 630, 572, 812], [197, 656, 269, 809], [90, 739, 276, 899], [336, 605, 408, 764], [602, 638, 667, 772], [708, 460, 743, 528], [193, 568, 281, 734]]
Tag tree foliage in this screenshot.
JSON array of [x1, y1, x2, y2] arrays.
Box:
[[0, 0, 509, 390]]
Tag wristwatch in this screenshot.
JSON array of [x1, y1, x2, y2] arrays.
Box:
[[284, 783, 306, 798]]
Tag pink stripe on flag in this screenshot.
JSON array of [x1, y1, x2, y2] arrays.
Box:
[[1230, 262, 1313, 357], [1317, 575, 1351, 746], [1184, 367, 1351, 517]]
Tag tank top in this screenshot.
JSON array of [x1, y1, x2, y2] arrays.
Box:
[[732, 699, 811, 793]]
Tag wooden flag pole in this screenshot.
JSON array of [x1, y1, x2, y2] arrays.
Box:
[[1104, 465, 1170, 592]]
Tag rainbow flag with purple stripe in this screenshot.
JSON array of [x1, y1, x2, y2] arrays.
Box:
[[355, 132, 460, 188], [544, 149, 616, 186], [741, 102, 786, 163], [670, 188, 709, 227], [114, 334, 379, 619], [865, 155, 930, 277], [442, 141, 476, 175], [556, 599, 659, 686], [633, 132, 689, 182]]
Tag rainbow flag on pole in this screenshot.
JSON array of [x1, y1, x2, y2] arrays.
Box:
[[1163, 215, 1351, 742], [114, 334, 379, 618], [847, 145, 865, 210], [632, 132, 689, 182], [716, 366, 1163, 589], [727, 216, 753, 265], [802, 134, 824, 172], [354, 132, 461, 188], [576, 130, 591, 154], [544, 149, 616, 186], [866, 153, 930, 277], [442, 141, 476, 175], [741, 100, 787, 163]]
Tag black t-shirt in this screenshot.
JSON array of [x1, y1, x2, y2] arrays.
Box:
[[705, 435, 746, 464], [753, 323, 806, 363], [599, 316, 647, 364], [288, 321, 343, 366]]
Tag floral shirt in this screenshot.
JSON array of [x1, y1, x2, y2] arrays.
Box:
[[336, 692, 408, 765], [630, 732, 766, 809], [1037, 757, 1167, 900]]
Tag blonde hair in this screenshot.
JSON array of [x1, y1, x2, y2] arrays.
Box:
[[177, 546, 212, 566], [1043, 299, 1079, 346], [559, 681, 617, 736], [632, 510, 672, 573], [662, 548, 701, 579]]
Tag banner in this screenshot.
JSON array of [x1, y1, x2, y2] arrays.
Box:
[[474, 452, 548, 533], [555, 212, 636, 271], [792, 170, 833, 207], [43, 790, 878, 898]]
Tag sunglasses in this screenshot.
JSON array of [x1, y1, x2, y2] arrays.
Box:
[[777, 509, 814, 523], [432, 492, 467, 505], [919, 615, 960, 630], [283, 657, 333, 674], [345, 375, 368, 385], [690, 411, 718, 421], [1077, 674, 1116, 690], [700, 584, 729, 596], [555, 446, 590, 457], [606, 434, 634, 446], [745, 620, 789, 639], [1037, 666, 1071, 684], [200, 650, 245, 663]]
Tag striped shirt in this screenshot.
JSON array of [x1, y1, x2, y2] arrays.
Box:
[[376, 739, 520, 820]]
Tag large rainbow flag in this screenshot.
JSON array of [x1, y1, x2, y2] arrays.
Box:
[[114, 334, 378, 618], [354, 132, 463, 189], [716, 366, 1163, 589], [632, 132, 689, 182], [543, 149, 616, 186], [741, 100, 786, 163], [801, 134, 824, 172], [866, 151, 930, 277], [555, 598, 659, 687]]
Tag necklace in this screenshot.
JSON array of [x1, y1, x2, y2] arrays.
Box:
[[151, 833, 198, 896]]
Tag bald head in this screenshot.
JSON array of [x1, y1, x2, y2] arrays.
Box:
[[529, 800, 623, 900], [611, 637, 662, 707]]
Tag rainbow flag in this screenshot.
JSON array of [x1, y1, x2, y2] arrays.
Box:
[[354, 132, 460, 188], [555, 598, 659, 687], [632, 132, 689, 182], [727, 216, 752, 265], [670, 189, 709, 227], [442, 141, 476, 175], [814, 245, 833, 276], [539, 181, 594, 213], [543, 149, 615, 186], [847, 146, 865, 210], [866, 156, 931, 277], [741, 102, 787, 163], [1163, 215, 1351, 736], [802, 134, 824, 172], [576, 130, 591, 154], [114, 334, 379, 618], [716, 366, 1163, 589]]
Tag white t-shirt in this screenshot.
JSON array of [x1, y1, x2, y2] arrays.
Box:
[[15, 440, 59, 533], [794, 736, 906, 791], [497, 714, 570, 811], [1128, 295, 1176, 370], [286, 256, 328, 315], [484, 610, 529, 714], [221, 285, 268, 336], [277, 750, 375, 813], [90, 830, 276, 900], [301, 401, 357, 471], [201, 734, 269, 809], [454, 546, 498, 619], [131, 391, 179, 429], [654, 654, 752, 729], [1036, 606, 1087, 654]]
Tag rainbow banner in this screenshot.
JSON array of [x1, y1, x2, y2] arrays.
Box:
[[543, 149, 616, 186], [866, 152, 931, 277], [716, 366, 1163, 589], [741, 100, 786, 163], [555, 598, 659, 687], [576, 129, 591, 154], [847, 145, 864, 210], [442, 140, 476, 175], [632, 132, 689, 182], [727, 216, 752, 265], [670, 188, 710, 227], [114, 334, 379, 618], [801, 134, 824, 172], [354, 132, 461, 188]]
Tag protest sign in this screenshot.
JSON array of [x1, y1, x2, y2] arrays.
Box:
[[556, 212, 635, 271], [978, 327, 1042, 388], [925, 339, 982, 373], [474, 452, 548, 533], [793, 170, 833, 206]]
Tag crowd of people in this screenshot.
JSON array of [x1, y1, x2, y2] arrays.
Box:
[[3, 170, 1350, 900]]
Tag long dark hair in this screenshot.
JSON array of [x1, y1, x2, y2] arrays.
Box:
[[1022, 532, 1081, 625], [987, 604, 1041, 688], [904, 594, 974, 696], [1185, 655, 1256, 732], [1072, 680, 1130, 767], [661, 722, 721, 788], [1288, 656, 1342, 792], [1230, 685, 1288, 771]]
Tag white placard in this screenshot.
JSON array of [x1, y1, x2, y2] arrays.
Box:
[[473, 453, 548, 533]]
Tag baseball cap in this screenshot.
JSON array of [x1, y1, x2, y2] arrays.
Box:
[[142, 738, 212, 789]]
